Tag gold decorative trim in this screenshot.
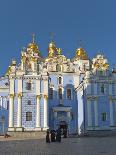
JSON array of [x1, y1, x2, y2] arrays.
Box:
[[18, 93, 22, 98], [10, 94, 15, 98], [36, 95, 41, 99], [44, 95, 48, 100]]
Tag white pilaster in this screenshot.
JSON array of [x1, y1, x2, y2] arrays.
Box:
[[9, 79, 15, 94], [16, 93, 23, 131], [43, 77, 49, 130], [36, 79, 40, 95], [8, 94, 15, 131], [110, 99, 114, 126], [87, 100, 92, 127], [94, 100, 98, 127], [0, 97, 3, 109], [35, 95, 41, 131], [43, 95, 48, 130]]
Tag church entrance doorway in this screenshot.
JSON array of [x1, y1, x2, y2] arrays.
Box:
[[59, 121, 68, 137]]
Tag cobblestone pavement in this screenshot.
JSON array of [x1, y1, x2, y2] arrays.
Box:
[[0, 136, 116, 155]]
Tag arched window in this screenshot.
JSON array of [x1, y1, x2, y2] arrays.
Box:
[[49, 88, 53, 99], [67, 89, 71, 100], [56, 64, 61, 72], [26, 112, 32, 121], [101, 84, 104, 93], [28, 100, 31, 105], [59, 88, 62, 99], [26, 82, 31, 90], [58, 77, 62, 85]]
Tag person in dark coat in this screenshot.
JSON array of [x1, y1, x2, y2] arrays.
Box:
[[63, 128, 67, 138], [50, 130, 56, 142], [56, 128, 61, 142], [46, 129, 50, 143]]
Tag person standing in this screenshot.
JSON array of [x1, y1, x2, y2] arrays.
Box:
[[46, 129, 50, 143], [56, 128, 61, 142]]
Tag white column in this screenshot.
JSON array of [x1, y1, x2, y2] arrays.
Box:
[[0, 97, 3, 109], [87, 100, 92, 127], [43, 78, 48, 130], [94, 99, 98, 127], [8, 94, 14, 131], [35, 95, 41, 130], [36, 79, 40, 95], [16, 94, 22, 131], [110, 99, 114, 126], [43, 95, 48, 129]]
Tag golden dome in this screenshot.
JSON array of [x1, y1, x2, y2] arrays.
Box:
[[75, 48, 88, 60], [28, 43, 39, 53], [48, 41, 57, 57]]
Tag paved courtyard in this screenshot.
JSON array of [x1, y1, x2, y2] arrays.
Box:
[[0, 136, 116, 155]]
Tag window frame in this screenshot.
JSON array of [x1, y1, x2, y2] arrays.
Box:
[[101, 112, 107, 121], [66, 88, 72, 100], [58, 87, 63, 99], [26, 112, 32, 121], [26, 82, 32, 91], [49, 87, 54, 99]]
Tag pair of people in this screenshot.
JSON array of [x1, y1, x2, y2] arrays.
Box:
[[46, 128, 61, 143]]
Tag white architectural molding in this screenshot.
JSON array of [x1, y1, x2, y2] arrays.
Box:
[[36, 79, 40, 95], [43, 95, 48, 130], [8, 94, 15, 131], [35, 95, 41, 131]]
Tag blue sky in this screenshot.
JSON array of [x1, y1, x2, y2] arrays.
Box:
[[0, 0, 116, 75]]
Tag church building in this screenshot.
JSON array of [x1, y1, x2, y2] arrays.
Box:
[[0, 36, 115, 135]]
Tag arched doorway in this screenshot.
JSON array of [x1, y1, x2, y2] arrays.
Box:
[[59, 121, 68, 135]]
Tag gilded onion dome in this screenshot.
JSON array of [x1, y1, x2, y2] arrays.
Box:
[[48, 41, 57, 57], [26, 35, 41, 56], [75, 48, 88, 60], [27, 42, 41, 56]]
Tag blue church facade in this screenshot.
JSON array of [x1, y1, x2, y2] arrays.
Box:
[[0, 37, 116, 135]]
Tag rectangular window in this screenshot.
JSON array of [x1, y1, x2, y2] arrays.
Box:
[[26, 112, 32, 121], [101, 113, 107, 121], [58, 77, 62, 85], [26, 82, 31, 90], [27, 100, 31, 105], [67, 88, 71, 100], [49, 88, 53, 99], [59, 88, 62, 99]]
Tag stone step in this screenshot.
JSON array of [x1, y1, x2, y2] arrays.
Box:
[[7, 131, 46, 138]]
